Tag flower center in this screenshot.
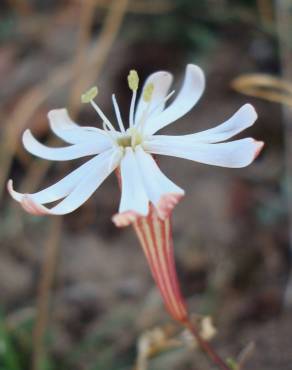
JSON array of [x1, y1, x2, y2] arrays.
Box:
[[117, 128, 142, 148]]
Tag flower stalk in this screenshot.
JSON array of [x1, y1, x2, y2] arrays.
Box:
[[133, 208, 232, 370], [133, 206, 188, 323], [185, 321, 232, 370]]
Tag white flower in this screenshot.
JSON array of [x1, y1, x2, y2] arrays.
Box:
[[8, 64, 263, 227]]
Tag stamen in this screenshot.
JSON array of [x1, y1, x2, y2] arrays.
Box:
[[112, 94, 125, 133], [128, 70, 139, 128]]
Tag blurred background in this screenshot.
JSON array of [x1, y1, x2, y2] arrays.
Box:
[[0, 0, 292, 369]]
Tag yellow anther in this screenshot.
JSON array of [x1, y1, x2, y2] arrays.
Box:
[[128, 70, 139, 91], [143, 83, 154, 102], [81, 86, 98, 103]]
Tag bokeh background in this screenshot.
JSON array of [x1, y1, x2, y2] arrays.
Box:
[[0, 0, 292, 369]]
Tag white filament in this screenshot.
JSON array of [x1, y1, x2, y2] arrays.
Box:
[[129, 90, 137, 128], [90, 100, 115, 132], [112, 94, 125, 133]]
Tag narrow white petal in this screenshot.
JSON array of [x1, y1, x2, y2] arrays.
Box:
[[135, 146, 184, 219], [144, 64, 205, 135], [183, 104, 257, 143], [48, 108, 109, 144], [8, 154, 104, 204], [117, 147, 149, 216], [134, 71, 173, 125], [23, 129, 110, 161], [8, 149, 121, 215], [48, 109, 79, 143], [144, 136, 264, 168]]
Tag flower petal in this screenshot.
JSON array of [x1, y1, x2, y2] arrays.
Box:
[[112, 147, 149, 227], [135, 146, 184, 219], [144, 136, 264, 168], [23, 129, 110, 161], [144, 64, 205, 135], [134, 71, 173, 125], [48, 109, 109, 145], [183, 104, 257, 143], [8, 154, 106, 204], [48, 108, 79, 143], [8, 148, 122, 215]]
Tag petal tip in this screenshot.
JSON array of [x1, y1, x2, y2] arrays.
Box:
[[244, 103, 258, 122], [112, 211, 142, 227], [48, 108, 70, 125], [21, 196, 48, 216], [254, 140, 264, 159], [48, 107, 67, 116], [22, 128, 31, 137], [8, 183, 50, 216], [187, 63, 204, 74], [186, 64, 205, 82], [157, 192, 184, 220], [22, 129, 33, 146], [7, 178, 13, 190], [7, 179, 14, 197], [7, 179, 22, 202]]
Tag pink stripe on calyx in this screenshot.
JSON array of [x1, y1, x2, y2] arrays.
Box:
[[133, 205, 188, 323]]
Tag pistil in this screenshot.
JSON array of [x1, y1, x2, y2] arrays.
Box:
[[117, 128, 143, 149], [128, 70, 139, 128]]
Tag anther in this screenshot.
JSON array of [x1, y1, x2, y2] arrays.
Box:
[[81, 86, 98, 103], [127, 70, 139, 91]]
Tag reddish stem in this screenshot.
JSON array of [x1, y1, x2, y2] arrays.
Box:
[[184, 320, 232, 370]]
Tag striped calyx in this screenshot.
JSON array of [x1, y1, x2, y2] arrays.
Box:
[[133, 206, 188, 323]]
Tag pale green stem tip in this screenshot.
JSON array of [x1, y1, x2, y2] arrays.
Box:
[[81, 86, 98, 103]]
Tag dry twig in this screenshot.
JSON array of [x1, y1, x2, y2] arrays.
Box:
[[32, 218, 62, 370], [231, 73, 292, 106]]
